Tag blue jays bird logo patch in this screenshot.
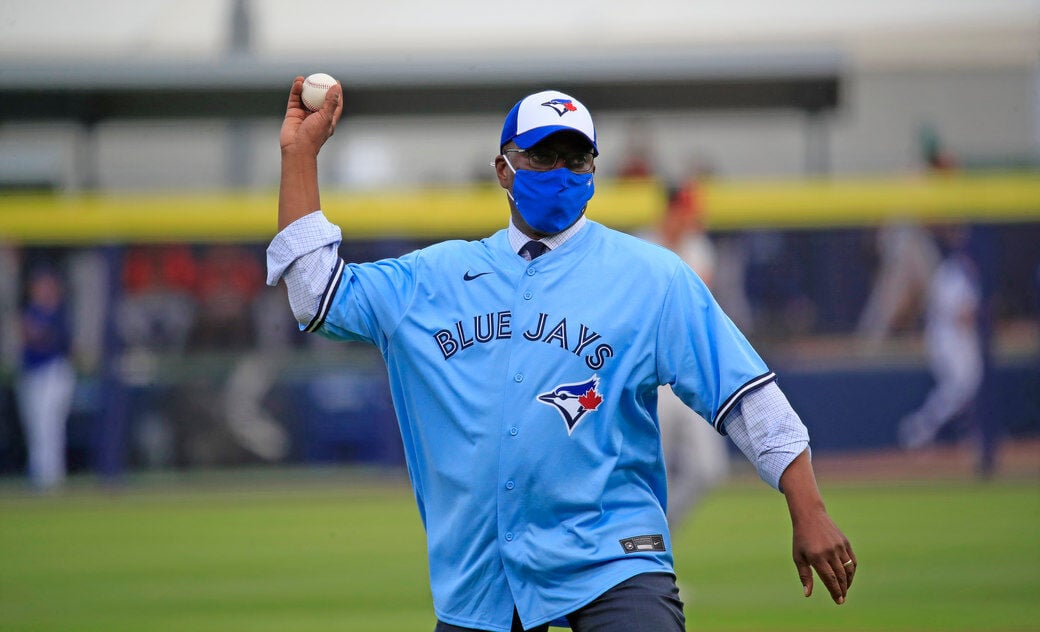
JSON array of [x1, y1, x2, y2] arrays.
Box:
[[537, 375, 603, 435], [541, 98, 578, 116]]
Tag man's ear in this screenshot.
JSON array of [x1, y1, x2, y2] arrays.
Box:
[[494, 155, 513, 190]]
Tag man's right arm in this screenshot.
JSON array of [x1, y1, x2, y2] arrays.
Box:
[[268, 76, 346, 325], [278, 75, 343, 231]]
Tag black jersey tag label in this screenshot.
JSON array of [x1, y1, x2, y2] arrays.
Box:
[[619, 534, 665, 554]]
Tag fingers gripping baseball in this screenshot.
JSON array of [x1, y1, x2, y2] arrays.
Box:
[[280, 76, 343, 155]]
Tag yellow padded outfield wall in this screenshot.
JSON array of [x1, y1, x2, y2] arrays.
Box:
[[1, 173, 1038, 245]]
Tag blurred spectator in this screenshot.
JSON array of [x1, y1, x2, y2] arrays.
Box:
[[115, 244, 200, 470], [642, 166, 730, 530], [898, 225, 983, 449], [919, 123, 958, 173], [119, 244, 198, 351], [189, 245, 264, 350], [616, 120, 655, 180], [657, 165, 717, 286], [16, 265, 75, 490]]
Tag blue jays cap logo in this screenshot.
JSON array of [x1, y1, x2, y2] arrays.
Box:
[[537, 375, 603, 435], [541, 98, 579, 117]]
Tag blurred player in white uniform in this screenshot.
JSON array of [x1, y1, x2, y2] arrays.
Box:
[[898, 225, 983, 449]]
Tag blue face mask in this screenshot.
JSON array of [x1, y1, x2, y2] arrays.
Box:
[[505, 156, 595, 235]]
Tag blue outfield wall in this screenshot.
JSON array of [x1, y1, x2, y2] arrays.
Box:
[[774, 360, 1040, 453], [0, 358, 1037, 477]]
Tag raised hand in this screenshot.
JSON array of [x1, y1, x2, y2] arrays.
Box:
[[280, 75, 343, 157]]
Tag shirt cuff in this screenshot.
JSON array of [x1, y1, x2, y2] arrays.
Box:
[[722, 381, 810, 490], [266, 210, 344, 326], [266, 210, 343, 286]]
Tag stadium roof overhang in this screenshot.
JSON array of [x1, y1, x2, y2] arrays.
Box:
[[0, 47, 843, 121]]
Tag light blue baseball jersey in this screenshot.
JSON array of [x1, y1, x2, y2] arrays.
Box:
[[298, 219, 774, 630]]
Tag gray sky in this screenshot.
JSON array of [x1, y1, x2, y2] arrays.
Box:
[[1, 0, 1038, 69]]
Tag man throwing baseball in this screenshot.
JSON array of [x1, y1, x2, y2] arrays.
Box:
[[269, 76, 856, 632]]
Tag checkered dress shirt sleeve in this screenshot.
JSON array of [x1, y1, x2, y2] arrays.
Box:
[[266, 211, 343, 326]]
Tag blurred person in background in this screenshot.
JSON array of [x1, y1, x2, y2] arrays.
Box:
[[117, 244, 199, 469], [16, 265, 75, 490], [189, 244, 264, 350], [119, 244, 198, 353], [639, 163, 731, 532], [615, 120, 655, 180], [898, 224, 983, 450]]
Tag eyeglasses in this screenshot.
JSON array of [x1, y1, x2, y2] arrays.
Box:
[[503, 148, 595, 173]]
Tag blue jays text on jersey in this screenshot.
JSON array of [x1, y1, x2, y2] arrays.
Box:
[[283, 219, 774, 632], [433, 311, 615, 370]]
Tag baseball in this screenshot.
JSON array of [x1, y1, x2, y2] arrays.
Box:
[[301, 73, 337, 111]]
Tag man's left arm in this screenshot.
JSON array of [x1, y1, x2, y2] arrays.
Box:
[[723, 383, 855, 604]]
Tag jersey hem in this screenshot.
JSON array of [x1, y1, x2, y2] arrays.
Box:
[[433, 611, 512, 632]]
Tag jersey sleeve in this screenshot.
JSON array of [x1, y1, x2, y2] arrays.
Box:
[[655, 262, 775, 433], [311, 251, 421, 351]]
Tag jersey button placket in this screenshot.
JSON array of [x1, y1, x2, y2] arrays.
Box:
[[504, 266, 542, 558]]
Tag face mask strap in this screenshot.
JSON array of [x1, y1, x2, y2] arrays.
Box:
[[502, 154, 519, 204], [502, 153, 518, 175]]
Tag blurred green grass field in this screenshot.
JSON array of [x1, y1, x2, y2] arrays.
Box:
[[2, 470, 1038, 632]]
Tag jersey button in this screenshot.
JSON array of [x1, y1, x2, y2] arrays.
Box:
[[505, 480, 515, 490], [509, 427, 518, 436], [523, 291, 533, 300], [504, 532, 514, 542], [513, 373, 524, 383], [526, 268, 537, 276]]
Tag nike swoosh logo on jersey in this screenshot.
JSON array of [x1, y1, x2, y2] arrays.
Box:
[[463, 271, 492, 281]]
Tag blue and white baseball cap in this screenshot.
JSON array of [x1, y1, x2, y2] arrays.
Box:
[[500, 90, 598, 155]]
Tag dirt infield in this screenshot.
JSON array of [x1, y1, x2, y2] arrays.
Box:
[[806, 437, 1040, 482]]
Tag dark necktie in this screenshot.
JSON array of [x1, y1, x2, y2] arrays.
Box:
[[519, 240, 549, 261]]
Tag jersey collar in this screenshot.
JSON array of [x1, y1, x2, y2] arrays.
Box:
[[507, 215, 588, 256]]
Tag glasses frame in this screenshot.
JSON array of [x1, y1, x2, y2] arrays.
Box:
[[503, 148, 595, 174]]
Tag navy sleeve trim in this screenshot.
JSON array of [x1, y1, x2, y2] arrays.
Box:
[[304, 258, 345, 333], [712, 371, 777, 435]]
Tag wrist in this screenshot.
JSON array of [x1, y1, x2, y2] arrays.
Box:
[[785, 490, 827, 526], [281, 145, 320, 161], [780, 450, 827, 524]]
